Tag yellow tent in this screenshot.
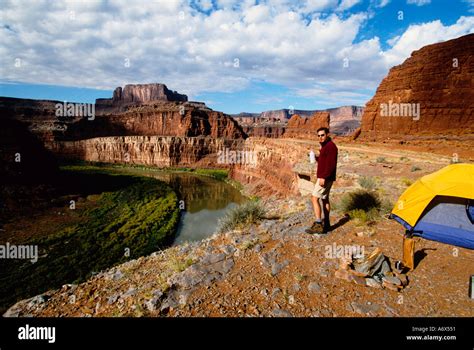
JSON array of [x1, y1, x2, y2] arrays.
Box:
[[390, 163, 474, 250]]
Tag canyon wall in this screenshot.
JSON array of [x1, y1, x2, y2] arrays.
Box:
[[62, 103, 246, 140], [327, 106, 364, 135], [283, 112, 330, 139], [45, 135, 308, 197], [360, 33, 474, 140], [233, 107, 362, 137], [0, 98, 60, 181], [242, 125, 286, 138], [48, 136, 246, 168], [231, 138, 313, 197], [0, 96, 246, 143], [0, 84, 246, 182]]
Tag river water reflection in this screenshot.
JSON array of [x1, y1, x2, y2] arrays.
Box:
[[116, 168, 246, 245]]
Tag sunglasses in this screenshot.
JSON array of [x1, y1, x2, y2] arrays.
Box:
[[317, 134, 326, 137]]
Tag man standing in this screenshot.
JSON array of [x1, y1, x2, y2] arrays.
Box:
[[306, 127, 338, 234]]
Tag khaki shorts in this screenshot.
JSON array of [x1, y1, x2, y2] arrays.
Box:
[[312, 179, 333, 199]]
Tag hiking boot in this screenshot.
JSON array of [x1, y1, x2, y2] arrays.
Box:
[[305, 221, 325, 234]]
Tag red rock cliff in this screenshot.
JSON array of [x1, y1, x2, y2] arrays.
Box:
[[360, 33, 474, 140], [283, 112, 330, 139]]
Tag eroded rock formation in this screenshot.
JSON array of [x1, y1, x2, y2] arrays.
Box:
[[231, 138, 313, 197], [48, 136, 245, 168], [326, 106, 364, 135], [233, 107, 362, 137], [283, 112, 330, 139], [96, 83, 187, 113], [360, 33, 474, 140]]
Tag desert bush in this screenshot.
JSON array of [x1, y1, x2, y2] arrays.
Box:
[[339, 189, 381, 213], [339, 189, 386, 225], [167, 256, 195, 273], [380, 198, 394, 215], [358, 176, 377, 191], [218, 201, 265, 233], [376, 156, 386, 163], [401, 177, 413, 186], [348, 208, 379, 226], [411, 165, 421, 172]]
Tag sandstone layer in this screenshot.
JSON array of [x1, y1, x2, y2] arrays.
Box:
[[0, 84, 246, 182], [96, 83, 187, 113], [283, 112, 330, 139], [360, 33, 474, 140], [326, 106, 363, 135], [48, 136, 245, 168], [233, 107, 361, 137]]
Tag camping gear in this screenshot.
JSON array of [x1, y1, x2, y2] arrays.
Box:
[[353, 247, 385, 276], [390, 164, 474, 250], [335, 248, 406, 290]]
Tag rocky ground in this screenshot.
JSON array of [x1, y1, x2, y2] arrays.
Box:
[[4, 143, 474, 318]]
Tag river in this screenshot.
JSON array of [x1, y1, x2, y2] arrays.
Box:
[[111, 168, 246, 245]]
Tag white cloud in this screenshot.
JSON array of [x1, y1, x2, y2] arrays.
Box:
[[376, 0, 391, 7], [0, 0, 473, 109], [382, 16, 474, 66], [464, 0, 474, 12], [301, 0, 339, 12], [243, 4, 271, 23], [197, 0, 214, 11], [336, 0, 362, 12], [406, 0, 431, 6]]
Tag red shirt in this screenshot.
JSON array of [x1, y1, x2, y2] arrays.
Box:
[[317, 138, 338, 181]]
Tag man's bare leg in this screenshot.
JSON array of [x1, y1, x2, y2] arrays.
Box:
[[311, 195, 322, 221], [306, 196, 325, 234]]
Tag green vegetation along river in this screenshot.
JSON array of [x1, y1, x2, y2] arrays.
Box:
[[111, 167, 246, 245]]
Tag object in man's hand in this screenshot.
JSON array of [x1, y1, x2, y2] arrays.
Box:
[[309, 150, 316, 164]]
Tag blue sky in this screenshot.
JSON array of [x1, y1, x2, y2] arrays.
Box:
[[1, 0, 473, 114]]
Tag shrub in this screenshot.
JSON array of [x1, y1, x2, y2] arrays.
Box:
[[195, 169, 228, 181], [380, 198, 394, 215], [218, 201, 266, 233], [358, 176, 377, 191], [376, 157, 386, 163], [411, 165, 421, 172], [339, 189, 381, 213], [349, 208, 379, 226], [168, 256, 195, 273], [339, 189, 384, 225], [401, 177, 413, 186]]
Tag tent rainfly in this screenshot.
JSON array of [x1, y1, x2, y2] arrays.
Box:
[[390, 163, 474, 250]]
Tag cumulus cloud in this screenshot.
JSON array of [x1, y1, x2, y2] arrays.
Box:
[[376, 0, 391, 7], [407, 0, 431, 5], [336, 0, 362, 12], [464, 0, 474, 12], [382, 16, 474, 67], [0, 0, 472, 108]]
